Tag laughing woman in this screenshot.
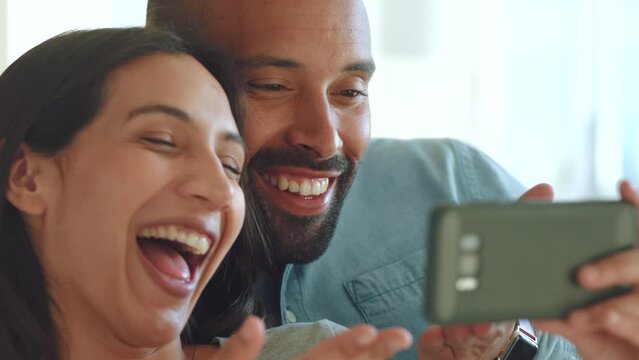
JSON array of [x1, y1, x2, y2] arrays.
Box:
[[0, 27, 253, 360], [0, 28, 411, 360]]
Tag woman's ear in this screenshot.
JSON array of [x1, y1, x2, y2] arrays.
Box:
[[5, 146, 48, 215]]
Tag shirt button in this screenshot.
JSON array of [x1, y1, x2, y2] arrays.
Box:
[[285, 309, 297, 323]]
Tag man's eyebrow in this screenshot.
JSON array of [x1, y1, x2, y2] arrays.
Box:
[[237, 56, 303, 69], [127, 104, 191, 122], [344, 61, 376, 76], [237, 56, 376, 76]]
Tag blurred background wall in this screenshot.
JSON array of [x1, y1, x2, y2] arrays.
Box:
[[365, 0, 638, 199], [0, 0, 636, 200]]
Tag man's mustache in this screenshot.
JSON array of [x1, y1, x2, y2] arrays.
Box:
[[249, 148, 350, 173]]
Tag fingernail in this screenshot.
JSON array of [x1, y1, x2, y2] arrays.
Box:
[[604, 310, 620, 326], [580, 265, 600, 284], [386, 339, 408, 353], [355, 328, 377, 346]]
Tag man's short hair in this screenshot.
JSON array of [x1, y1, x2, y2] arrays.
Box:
[[146, 0, 201, 37]]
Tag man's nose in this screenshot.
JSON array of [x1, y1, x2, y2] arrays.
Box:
[[285, 91, 343, 160]]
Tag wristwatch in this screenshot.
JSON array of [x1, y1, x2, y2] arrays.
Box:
[[496, 319, 539, 360]]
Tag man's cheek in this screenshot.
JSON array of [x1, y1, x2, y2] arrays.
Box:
[[241, 113, 291, 155], [341, 117, 371, 159]]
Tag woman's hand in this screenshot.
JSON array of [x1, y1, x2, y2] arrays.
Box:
[[535, 181, 639, 359], [186, 317, 412, 360], [184, 316, 266, 359], [296, 325, 412, 360]]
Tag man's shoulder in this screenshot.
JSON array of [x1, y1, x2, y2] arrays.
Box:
[[364, 137, 483, 165], [361, 137, 466, 174], [354, 137, 525, 204]]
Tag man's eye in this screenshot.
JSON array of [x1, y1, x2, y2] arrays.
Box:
[[339, 89, 368, 98], [247, 83, 290, 92]]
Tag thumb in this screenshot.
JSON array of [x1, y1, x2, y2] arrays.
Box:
[[214, 316, 265, 360], [518, 183, 554, 202], [619, 180, 639, 205]]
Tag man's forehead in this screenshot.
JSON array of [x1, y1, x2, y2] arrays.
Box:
[[195, 0, 366, 20], [191, 0, 371, 51]]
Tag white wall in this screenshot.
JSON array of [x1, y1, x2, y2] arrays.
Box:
[[2, 0, 637, 200], [4, 0, 146, 65], [364, 0, 638, 200]]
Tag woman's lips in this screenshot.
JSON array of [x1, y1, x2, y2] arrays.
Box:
[[134, 223, 215, 298]]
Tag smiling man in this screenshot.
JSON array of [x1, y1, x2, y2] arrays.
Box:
[[146, 1, 578, 359], [181, 0, 373, 273], [237, 30, 374, 269], [148, 0, 374, 308]]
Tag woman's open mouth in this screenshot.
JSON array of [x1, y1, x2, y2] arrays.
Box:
[[136, 225, 213, 297]]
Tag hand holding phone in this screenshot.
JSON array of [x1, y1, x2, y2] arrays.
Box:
[[425, 201, 637, 324]]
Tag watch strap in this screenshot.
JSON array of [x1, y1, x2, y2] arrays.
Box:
[[496, 319, 539, 360]]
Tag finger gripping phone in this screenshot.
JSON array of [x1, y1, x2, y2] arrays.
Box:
[[425, 201, 637, 324]]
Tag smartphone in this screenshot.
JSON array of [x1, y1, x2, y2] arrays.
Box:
[[425, 201, 637, 324]]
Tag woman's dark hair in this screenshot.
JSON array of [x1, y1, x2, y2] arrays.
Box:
[[0, 27, 262, 359]]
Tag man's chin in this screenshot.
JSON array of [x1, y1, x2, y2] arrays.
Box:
[[267, 210, 337, 266], [245, 150, 358, 270]]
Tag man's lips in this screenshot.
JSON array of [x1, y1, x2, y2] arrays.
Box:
[[263, 173, 330, 196], [256, 169, 338, 216]]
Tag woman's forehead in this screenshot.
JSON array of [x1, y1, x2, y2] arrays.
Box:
[[100, 53, 235, 129]]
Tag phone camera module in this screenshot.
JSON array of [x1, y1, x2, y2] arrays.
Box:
[[456, 233, 482, 292], [459, 233, 481, 251], [458, 254, 480, 275], [455, 277, 479, 292]]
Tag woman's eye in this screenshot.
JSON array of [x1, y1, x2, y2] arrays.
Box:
[[224, 164, 241, 176], [141, 135, 176, 148], [222, 162, 242, 181]]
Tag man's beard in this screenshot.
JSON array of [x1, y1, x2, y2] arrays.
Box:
[[244, 148, 357, 268]]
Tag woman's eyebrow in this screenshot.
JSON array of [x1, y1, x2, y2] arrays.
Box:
[[224, 132, 247, 155], [127, 104, 192, 123], [127, 104, 245, 153]]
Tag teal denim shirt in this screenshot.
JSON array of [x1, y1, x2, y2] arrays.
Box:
[[277, 138, 579, 359]]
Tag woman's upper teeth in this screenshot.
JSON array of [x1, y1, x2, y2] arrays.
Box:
[[138, 225, 210, 255], [265, 174, 329, 196]]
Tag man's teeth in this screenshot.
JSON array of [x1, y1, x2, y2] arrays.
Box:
[[138, 225, 209, 255], [265, 174, 329, 196]]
